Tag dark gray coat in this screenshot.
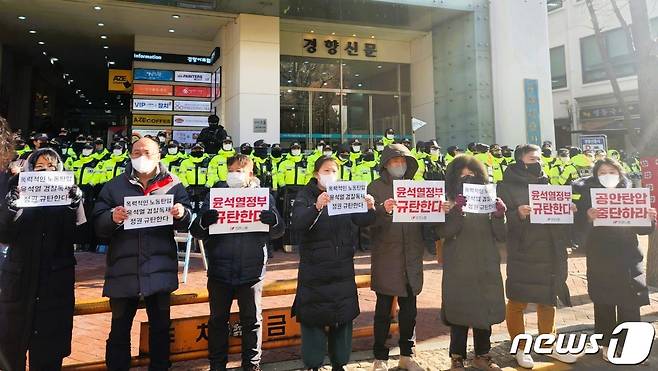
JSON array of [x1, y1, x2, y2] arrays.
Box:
[[93, 162, 191, 298], [438, 209, 506, 329]]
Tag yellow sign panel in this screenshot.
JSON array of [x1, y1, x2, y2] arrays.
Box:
[[132, 114, 172, 126], [139, 307, 299, 355], [108, 69, 133, 92]]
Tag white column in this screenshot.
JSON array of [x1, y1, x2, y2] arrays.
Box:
[[223, 14, 280, 145], [490, 1, 555, 146], [410, 33, 436, 141]]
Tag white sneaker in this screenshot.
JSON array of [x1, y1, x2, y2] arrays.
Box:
[[601, 346, 609, 362], [372, 359, 389, 371], [547, 349, 578, 364], [515, 352, 535, 369], [398, 355, 425, 371]]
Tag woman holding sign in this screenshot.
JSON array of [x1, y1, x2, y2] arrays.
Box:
[[291, 156, 376, 371], [573, 158, 657, 361], [0, 148, 84, 371], [439, 155, 507, 371]]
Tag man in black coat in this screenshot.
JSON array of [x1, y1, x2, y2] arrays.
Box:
[[191, 154, 284, 371], [197, 114, 228, 155], [93, 138, 192, 371]]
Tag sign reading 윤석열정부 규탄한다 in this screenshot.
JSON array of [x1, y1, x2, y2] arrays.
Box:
[[16, 171, 74, 207], [326, 181, 368, 216], [529, 184, 573, 224], [209, 188, 270, 235], [392, 180, 445, 222], [123, 194, 174, 230], [463, 183, 497, 214]]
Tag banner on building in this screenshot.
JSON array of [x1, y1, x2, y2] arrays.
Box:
[[463, 183, 497, 214], [133, 84, 173, 96], [326, 181, 367, 216], [590, 188, 651, 227], [392, 180, 445, 222], [132, 99, 173, 111], [529, 184, 573, 224], [172, 130, 202, 145], [123, 194, 174, 230], [640, 157, 658, 210], [173, 115, 209, 127], [174, 100, 212, 112], [209, 188, 270, 234], [132, 114, 173, 126], [133, 68, 174, 82], [175, 71, 212, 83], [108, 69, 133, 92], [175, 85, 212, 98], [16, 171, 74, 207]]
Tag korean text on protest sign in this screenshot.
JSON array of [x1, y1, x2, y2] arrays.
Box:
[[590, 188, 651, 227], [326, 181, 367, 216], [529, 184, 573, 224], [16, 171, 74, 207], [463, 183, 497, 214], [209, 188, 269, 235], [393, 180, 445, 222], [124, 194, 174, 230]]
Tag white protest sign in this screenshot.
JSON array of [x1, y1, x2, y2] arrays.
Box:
[[16, 171, 75, 207], [393, 180, 445, 222], [529, 184, 573, 224], [591, 188, 652, 227], [326, 181, 368, 216], [123, 194, 174, 230], [209, 188, 270, 234], [463, 183, 497, 214]]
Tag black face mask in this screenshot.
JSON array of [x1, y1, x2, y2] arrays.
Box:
[[191, 151, 204, 158], [254, 148, 268, 158], [363, 153, 375, 162], [502, 150, 512, 157], [209, 122, 218, 128], [492, 151, 502, 158], [339, 154, 349, 161], [542, 148, 552, 157], [241, 148, 253, 156], [271, 148, 282, 158], [525, 162, 543, 177]]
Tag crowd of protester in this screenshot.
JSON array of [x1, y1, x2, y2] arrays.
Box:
[[0, 113, 655, 371]]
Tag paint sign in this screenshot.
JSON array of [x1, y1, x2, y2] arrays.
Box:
[[463, 183, 497, 214], [123, 194, 174, 230], [591, 188, 652, 227], [175, 71, 212, 83], [174, 85, 211, 98], [392, 180, 445, 222], [133, 84, 173, 96], [132, 99, 173, 111], [174, 100, 211, 112], [173, 115, 209, 127], [529, 184, 573, 224], [16, 171, 74, 207], [326, 181, 368, 216], [208, 188, 270, 234], [133, 68, 174, 81]]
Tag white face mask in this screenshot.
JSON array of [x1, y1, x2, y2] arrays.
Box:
[[223, 143, 233, 151], [352, 146, 361, 153], [559, 156, 570, 163], [430, 149, 440, 157], [376, 145, 384, 152], [168, 147, 178, 155], [599, 174, 620, 189], [131, 155, 157, 174], [291, 149, 301, 156], [323, 151, 333, 157], [226, 171, 248, 188], [318, 173, 338, 188], [388, 163, 407, 179], [317, 146, 324, 152], [386, 134, 394, 140], [158, 136, 166, 142], [82, 149, 93, 157], [113, 149, 123, 156]]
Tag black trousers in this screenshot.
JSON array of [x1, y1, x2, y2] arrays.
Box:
[[106, 292, 171, 371], [27, 358, 63, 371], [207, 279, 263, 370], [594, 302, 641, 346], [373, 286, 417, 360], [449, 325, 492, 358]]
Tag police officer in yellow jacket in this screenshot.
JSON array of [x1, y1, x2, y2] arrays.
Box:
[[71, 142, 102, 250], [353, 149, 379, 183], [160, 140, 187, 178], [349, 139, 364, 165], [269, 144, 285, 191], [277, 142, 308, 188], [418, 140, 445, 181], [547, 148, 571, 185], [180, 143, 212, 212], [207, 137, 236, 186], [335, 145, 355, 181], [374, 139, 385, 163], [444, 145, 464, 166], [306, 140, 327, 175], [489, 144, 505, 183], [382, 128, 396, 147], [559, 147, 593, 185], [95, 142, 129, 184]]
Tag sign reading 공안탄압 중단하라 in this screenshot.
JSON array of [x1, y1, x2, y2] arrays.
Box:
[[132, 114, 173, 126], [591, 188, 652, 227]]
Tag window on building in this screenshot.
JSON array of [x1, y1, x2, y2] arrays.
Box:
[[547, 0, 563, 12], [580, 27, 636, 84], [550, 46, 567, 89], [651, 17, 658, 38]]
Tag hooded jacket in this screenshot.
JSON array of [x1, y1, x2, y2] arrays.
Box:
[[367, 144, 428, 297]]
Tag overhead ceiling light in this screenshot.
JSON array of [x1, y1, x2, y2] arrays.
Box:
[[42, 51, 47, 56], [18, 16, 26, 20], [93, 5, 102, 10], [310, 30, 314, 33], [352, 34, 356, 37], [108, 61, 116, 65], [370, 35, 375, 39], [100, 35, 107, 39], [172, 14, 180, 19], [88, 101, 92, 105], [29, 30, 37, 34], [377, 65, 383, 69], [50, 57, 59, 64], [38, 41, 45, 45], [103, 45, 109, 49], [168, 29, 175, 33], [331, 32, 336, 35], [97, 22, 104, 27]]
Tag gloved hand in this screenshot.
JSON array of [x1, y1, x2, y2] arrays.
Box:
[[454, 194, 467, 212], [260, 210, 278, 226], [5, 188, 20, 212], [200, 209, 219, 228], [493, 197, 507, 218], [69, 185, 83, 208]]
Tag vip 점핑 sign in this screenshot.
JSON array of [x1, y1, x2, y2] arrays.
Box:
[[132, 99, 173, 111]]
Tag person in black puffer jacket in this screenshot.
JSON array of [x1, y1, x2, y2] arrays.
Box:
[[190, 154, 284, 371], [291, 156, 375, 371], [0, 148, 84, 371], [573, 158, 657, 359]]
